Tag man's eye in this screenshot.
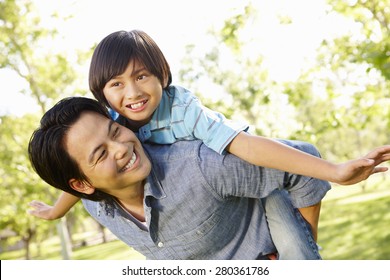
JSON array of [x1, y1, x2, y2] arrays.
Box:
[[96, 150, 106, 163]]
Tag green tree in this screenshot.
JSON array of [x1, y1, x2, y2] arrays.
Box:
[[284, 0, 390, 168], [0, 0, 87, 113], [328, 0, 390, 79], [0, 114, 52, 259], [0, 0, 90, 259], [323, 0, 390, 147], [179, 4, 298, 139], [179, 0, 390, 168]]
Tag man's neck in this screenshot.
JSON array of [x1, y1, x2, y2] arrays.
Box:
[[114, 181, 146, 222]]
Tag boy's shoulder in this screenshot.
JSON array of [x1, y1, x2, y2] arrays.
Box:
[[167, 84, 191, 94], [166, 85, 199, 104]]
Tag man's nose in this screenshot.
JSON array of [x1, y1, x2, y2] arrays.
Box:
[[112, 141, 128, 160]]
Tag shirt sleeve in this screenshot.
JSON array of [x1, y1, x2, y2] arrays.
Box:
[[172, 89, 249, 155], [198, 143, 329, 207]]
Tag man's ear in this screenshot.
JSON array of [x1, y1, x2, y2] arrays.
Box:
[[68, 179, 96, 195]]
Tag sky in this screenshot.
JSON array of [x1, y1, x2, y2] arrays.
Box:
[[0, 0, 351, 116]]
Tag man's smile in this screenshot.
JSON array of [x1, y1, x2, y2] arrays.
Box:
[[119, 152, 137, 173]]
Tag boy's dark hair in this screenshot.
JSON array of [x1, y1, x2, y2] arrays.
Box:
[[89, 29, 172, 108], [28, 97, 114, 201]]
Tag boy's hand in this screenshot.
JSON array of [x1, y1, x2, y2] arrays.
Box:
[[27, 200, 58, 220], [335, 145, 390, 185]]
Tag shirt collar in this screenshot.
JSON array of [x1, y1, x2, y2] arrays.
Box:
[[144, 166, 166, 200], [148, 88, 174, 130]]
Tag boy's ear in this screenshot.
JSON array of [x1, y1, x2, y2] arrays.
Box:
[[68, 179, 96, 195], [162, 76, 169, 88]]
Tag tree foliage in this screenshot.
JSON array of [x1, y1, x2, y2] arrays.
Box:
[[0, 114, 55, 259], [179, 4, 298, 138], [0, 0, 88, 113], [329, 0, 390, 79], [0, 0, 90, 259], [292, 0, 390, 161], [179, 1, 389, 166]]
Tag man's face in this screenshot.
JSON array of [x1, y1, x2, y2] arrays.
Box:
[[65, 111, 151, 197]]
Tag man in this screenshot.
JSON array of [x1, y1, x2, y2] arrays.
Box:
[[28, 97, 390, 259]]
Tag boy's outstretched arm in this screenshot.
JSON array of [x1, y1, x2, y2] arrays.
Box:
[[227, 132, 390, 185], [28, 192, 80, 220]]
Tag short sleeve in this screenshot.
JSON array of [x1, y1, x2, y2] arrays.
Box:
[[172, 88, 249, 154]]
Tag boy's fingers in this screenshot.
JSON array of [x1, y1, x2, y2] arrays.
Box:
[[28, 200, 40, 206]]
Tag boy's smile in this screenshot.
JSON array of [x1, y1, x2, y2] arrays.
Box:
[[126, 98, 149, 112], [103, 59, 163, 129]]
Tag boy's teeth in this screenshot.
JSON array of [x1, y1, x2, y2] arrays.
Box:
[[131, 102, 144, 109]]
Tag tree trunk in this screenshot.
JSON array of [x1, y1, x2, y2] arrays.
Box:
[[99, 223, 108, 243], [24, 239, 30, 260], [23, 228, 35, 259], [57, 217, 72, 260]]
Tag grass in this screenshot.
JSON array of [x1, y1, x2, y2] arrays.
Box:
[[1, 179, 390, 260], [71, 239, 145, 260], [0, 239, 144, 260], [318, 181, 390, 260], [0, 230, 145, 260]]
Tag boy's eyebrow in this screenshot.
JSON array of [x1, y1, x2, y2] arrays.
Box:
[[131, 66, 147, 77], [109, 66, 147, 80], [88, 120, 115, 164]]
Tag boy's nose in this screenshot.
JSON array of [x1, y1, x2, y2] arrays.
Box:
[[125, 84, 141, 99]]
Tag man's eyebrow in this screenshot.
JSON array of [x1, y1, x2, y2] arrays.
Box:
[[88, 120, 115, 164]]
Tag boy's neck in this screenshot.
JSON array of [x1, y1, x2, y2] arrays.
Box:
[[124, 118, 151, 132]]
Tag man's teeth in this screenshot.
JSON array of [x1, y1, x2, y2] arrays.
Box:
[[130, 152, 136, 165], [121, 152, 137, 172]]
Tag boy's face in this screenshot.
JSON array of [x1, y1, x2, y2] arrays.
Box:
[[65, 111, 151, 197], [103, 59, 163, 128]]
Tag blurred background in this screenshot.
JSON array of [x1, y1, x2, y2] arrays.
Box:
[[1, 0, 389, 260]]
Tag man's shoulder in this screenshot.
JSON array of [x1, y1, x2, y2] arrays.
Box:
[[143, 140, 204, 160], [144, 140, 234, 173], [143, 140, 236, 171]]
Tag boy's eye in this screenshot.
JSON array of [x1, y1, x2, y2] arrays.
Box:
[[113, 127, 119, 138], [137, 75, 146, 81]]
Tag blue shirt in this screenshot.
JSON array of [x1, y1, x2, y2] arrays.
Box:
[[82, 140, 329, 260], [119, 85, 249, 154]]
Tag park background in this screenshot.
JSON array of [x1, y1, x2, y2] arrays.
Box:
[[0, 0, 389, 260]]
